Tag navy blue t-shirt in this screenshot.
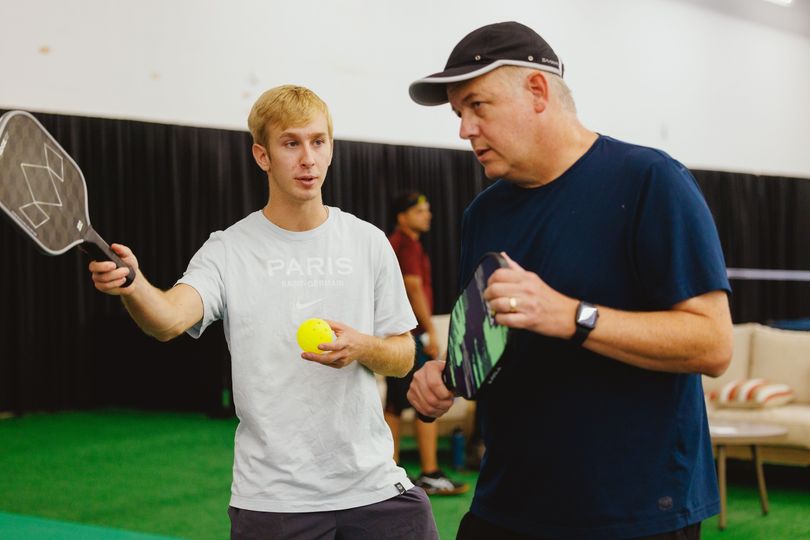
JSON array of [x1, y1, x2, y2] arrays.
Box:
[[460, 135, 730, 539]]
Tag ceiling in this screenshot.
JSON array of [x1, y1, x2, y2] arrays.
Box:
[[678, 0, 810, 40]]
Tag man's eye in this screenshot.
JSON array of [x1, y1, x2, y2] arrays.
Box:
[[472, 101, 483, 109], [285, 141, 298, 148], [314, 139, 325, 146]]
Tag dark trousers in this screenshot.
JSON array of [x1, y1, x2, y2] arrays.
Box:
[[456, 511, 701, 540], [229, 487, 437, 540]]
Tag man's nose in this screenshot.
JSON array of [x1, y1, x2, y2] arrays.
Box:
[[459, 115, 478, 140], [300, 144, 315, 167]]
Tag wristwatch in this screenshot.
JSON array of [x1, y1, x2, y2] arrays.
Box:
[[572, 301, 599, 346]]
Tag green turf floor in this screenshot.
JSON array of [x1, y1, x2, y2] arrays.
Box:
[[1, 410, 808, 539], [0, 510, 176, 539]]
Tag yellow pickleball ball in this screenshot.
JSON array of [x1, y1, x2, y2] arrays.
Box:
[[296, 318, 335, 354]]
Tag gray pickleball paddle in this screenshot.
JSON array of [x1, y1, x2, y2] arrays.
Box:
[[0, 110, 133, 286]]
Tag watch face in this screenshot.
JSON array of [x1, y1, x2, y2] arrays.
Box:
[[577, 303, 598, 328]]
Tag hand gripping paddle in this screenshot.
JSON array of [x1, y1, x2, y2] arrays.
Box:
[[0, 110, 133, 286]]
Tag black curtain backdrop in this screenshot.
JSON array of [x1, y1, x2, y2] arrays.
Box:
[[693, 170, 810, 324], [1, 110, 808, 414]]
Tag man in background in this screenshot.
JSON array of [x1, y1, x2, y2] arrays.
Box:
[[385, 191, 469, 496]]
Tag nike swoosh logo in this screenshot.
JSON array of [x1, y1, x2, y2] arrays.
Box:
[[295, 298, 323, 310]]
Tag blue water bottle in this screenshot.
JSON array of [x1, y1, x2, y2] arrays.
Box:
[[451, 427, 465, 471]]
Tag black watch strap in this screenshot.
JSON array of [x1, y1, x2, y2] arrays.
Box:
[[571, 324, 591, 346]]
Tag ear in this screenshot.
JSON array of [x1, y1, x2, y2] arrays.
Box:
[[526, 71, 550, 113], [252, 143, 271, 172]]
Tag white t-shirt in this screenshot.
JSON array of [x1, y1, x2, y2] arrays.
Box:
[[177, 207, 416, 512]]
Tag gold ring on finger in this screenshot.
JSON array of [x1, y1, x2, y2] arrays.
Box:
[[509, 296, 518, 313]]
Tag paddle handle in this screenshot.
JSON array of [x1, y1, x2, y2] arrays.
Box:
[[82, 227, 135, 288], [416, 411, 437, 423]]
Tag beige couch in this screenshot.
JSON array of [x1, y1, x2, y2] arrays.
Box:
[[703, 323, 810, 465], [377, 314, 476, 437]]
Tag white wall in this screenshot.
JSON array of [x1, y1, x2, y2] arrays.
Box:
[[2, 0, 809, 177]]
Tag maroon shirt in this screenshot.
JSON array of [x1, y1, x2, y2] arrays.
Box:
[[389, 228, 433, 335]]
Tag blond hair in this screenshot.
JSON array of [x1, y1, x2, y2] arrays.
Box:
[[247, 85, 333, 146]]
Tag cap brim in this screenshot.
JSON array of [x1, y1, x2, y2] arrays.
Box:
[[409, 59, 564, 106]]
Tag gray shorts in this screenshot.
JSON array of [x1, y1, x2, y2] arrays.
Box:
[[228, 487, 438, 540]]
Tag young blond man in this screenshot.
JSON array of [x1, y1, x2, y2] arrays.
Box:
[[89, 85, 438, 539]]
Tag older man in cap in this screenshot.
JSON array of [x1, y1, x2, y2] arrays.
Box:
[[407, 21, 732, 540]]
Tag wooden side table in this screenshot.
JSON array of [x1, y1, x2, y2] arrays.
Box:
[[709, 421, 789, 530]]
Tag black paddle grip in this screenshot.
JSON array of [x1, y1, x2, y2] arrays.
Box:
[[416, 411, 437, 423], [81, 227, 135, 288]]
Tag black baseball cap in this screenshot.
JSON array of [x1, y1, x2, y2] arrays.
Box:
[[409, 21, 564, 106]]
